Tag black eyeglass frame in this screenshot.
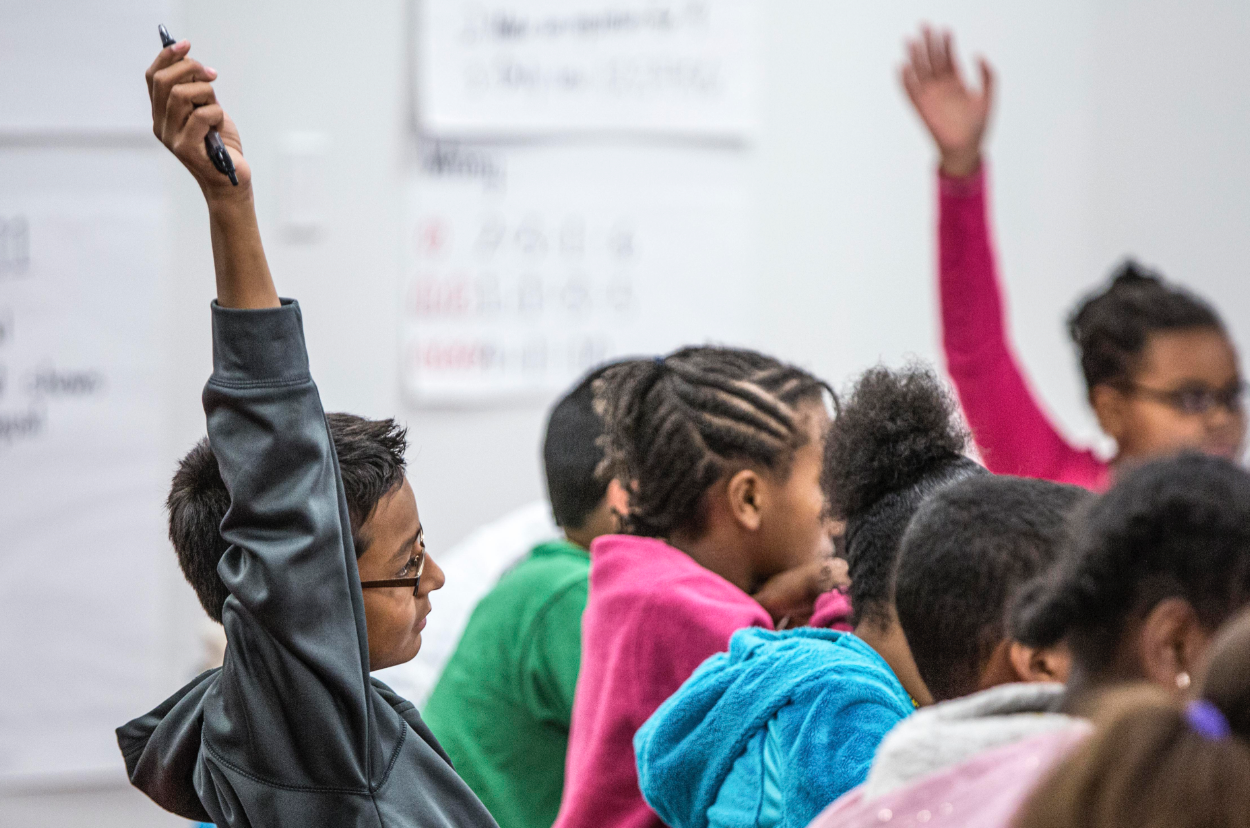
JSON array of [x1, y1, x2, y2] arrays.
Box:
[[360, 548, 426, 596], [1119, 380, 1246, 416]]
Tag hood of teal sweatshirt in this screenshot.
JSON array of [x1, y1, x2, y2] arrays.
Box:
[[635, 627, 914, 828]]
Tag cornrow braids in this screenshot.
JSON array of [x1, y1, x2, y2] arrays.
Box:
[[593, 346, 831, 539]]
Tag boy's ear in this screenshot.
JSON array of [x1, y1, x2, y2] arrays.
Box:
[[605, 478, 630, 521], [726, 468, 765, 532], [1008, 640, 1072, 684]]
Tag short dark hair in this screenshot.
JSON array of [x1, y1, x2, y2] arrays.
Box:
[[895, 475, 1091, 701], [167, 413, 408, 623], [595, 346, 829, 539], [543, 363, 620, 530], [822, 364, 986, 629], [1012, 453, 1250, 677], [1068, 259, 1225, 392]]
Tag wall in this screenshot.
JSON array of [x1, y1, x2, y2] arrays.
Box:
[[5, 1, 1250, 823]]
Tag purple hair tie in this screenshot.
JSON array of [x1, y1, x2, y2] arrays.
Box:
[[1185, 700, 1232, 741]]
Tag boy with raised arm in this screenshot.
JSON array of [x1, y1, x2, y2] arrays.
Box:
[[116, 39, 499, 828]]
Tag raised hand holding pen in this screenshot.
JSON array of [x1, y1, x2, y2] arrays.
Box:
[[145, 30, 250, 196], [158, 25, 237, 185], [145, 33, 276, 309]]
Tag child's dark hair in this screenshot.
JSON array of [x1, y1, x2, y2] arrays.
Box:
[[822, 364, 985, 629], [1013, 609, 1250, 828], [1012, 453, 1250, 675], [594, 346, 829, 539], [543, 362, 629, 530], [1068, 259, 1224, 392], [168, 414, 408, 623], [895, 476, 1091, 701]]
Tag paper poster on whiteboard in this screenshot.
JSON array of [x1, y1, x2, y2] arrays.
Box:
[[401, 141, 752, 403], [416, 0, 758, 138], [0, 150, 166, 782]]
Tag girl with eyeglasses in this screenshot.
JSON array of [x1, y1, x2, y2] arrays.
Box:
[[902, 27, 1246, 490]]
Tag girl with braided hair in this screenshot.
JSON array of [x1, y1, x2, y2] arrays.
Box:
[[903, 27, 1245, 489], [552, 346, 846, 828], [636, 364, 987, 828]]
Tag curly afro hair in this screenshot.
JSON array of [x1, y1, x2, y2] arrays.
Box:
[[823, 364, 985, 629]]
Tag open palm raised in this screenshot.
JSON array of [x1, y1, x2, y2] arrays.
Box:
[[901, 27, 995, 178]]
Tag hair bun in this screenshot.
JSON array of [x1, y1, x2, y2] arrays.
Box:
[[823, 364, 969, 519]]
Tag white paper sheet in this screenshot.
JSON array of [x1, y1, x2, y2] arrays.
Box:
[[0, 0, 172, 134], [0, 149, 166, 782], [401, 140, 753, 403], [416, 0, 758, 138]]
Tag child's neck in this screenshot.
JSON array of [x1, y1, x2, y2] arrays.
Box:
[[856, 617, 934, 707], [666, 528, 758, 594]]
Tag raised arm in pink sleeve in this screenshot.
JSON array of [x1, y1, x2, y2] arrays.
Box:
[[938, 166, 1109, 490]]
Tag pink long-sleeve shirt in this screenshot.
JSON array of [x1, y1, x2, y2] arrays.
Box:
[[552, 535, 850, 828], [939, 167, 1110, 491], [552, 534, 775, 828]]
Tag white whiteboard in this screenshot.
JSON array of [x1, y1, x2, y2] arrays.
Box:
[[401, 141, 753, 403], [0, 0, 172, 134], [415, 0, 759, 138], [0, 149, 167, 782]]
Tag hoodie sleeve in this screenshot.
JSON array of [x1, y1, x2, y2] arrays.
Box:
[[200, 300, 382, 790]]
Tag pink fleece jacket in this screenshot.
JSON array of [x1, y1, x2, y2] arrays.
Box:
[[553, 535, 849, 828], [939, 167, 1110, 491], [809, 723, 1090, 828]]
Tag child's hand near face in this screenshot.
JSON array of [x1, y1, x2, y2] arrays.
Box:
[[753, 557, 850, 629], [145, 40, 251, 199], [901, 26, 994, 179]]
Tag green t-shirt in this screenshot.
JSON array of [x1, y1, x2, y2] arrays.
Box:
[[423, 539, 589, 828]]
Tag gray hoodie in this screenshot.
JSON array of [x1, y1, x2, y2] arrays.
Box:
[[860, 682, 1075, 801], [115, 301, 498, 828]]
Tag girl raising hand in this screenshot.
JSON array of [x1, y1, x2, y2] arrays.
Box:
[[903, 26, 1245, 488]]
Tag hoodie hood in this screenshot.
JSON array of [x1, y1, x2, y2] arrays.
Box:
[[635, 627, 912, 828], [861, 681, 1073, 801], [116, 668, 219, 822]]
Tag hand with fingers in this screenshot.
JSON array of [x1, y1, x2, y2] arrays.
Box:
[[752, 556, 851, 630], [145, 40, 251, 199], [901, 26, 995, 179]]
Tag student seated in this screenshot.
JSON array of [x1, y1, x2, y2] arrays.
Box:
[[421, 363, 631, 828], [833, 474, 1089, 804], [811, 452, 1250, 828], [117, 40, 496, 827], [902, 26, 1246, 488], [551, 348, 847, 828], [1014, 607, 1250, 828], [635, 365, 985, 828]]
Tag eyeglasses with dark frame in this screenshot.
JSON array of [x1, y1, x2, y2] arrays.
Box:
[[1121, 380, 1247, 416], [360, 547, 426, 596]]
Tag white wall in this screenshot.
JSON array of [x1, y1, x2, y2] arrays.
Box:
[[7, 1, 1250, 824]]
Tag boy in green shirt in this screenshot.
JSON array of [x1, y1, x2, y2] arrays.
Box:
[[423, 365, 630, 828]]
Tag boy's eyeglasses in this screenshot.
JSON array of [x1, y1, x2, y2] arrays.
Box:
[[360, 548, 426, 596], [1124, 381, 1246, 416]]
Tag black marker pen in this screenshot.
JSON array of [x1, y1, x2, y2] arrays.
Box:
[[159, 24, 238, 186]]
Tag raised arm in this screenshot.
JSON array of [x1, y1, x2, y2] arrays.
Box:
[[902, 28, 1105, 487], [145, 44, 379, 790], [146, 40, 277, 310]]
